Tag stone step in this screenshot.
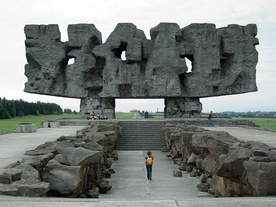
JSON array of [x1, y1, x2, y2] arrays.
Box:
[[117, 120, 166, 150]]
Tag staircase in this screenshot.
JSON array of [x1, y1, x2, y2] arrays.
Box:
[[117, 120, 166, 150]]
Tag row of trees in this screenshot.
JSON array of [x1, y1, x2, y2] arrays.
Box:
[[0, 98, 63, 119], [203, 111, 276, 118]]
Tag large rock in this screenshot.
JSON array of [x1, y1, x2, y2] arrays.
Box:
[[42, 159, 84, 197], [0, 184, 18, 196], [15, 163, 40, 181], [215, 146, 251, 183], [0, 169, 22, 183], [55, 147, 103, 166], [42, 146, 104, 197], [16, 179, 50, 197], [211, 175, 251, 197], [21, 153, 54, 173], [163, 125, 199, 160], [244, 161, 276, 196], [192, 130, 240, 157], [76, 123, 121, 152], [0, 166, 49, 197]]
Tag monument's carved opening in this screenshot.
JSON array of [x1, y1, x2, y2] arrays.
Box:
[[184, 57, 193, 73], [68, 57, 75, 65], [112, 42, 127, 60], [121, 51, 126, 61]]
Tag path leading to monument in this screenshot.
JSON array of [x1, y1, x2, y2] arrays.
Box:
[[101, 150, 210, 200]]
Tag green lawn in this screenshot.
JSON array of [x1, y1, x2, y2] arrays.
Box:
[[234, 117, 276, 130], [0, 114, 80, 131], [4, 114, 274, 131], [115, 112, 134, 119], [0, 113, 135, 131]]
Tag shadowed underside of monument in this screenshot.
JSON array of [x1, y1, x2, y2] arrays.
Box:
[[24, 22, 259, 118]]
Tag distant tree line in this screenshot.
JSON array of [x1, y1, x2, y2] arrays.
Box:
[[0, 97, 63, 119], [202, 111, 276, 118], [63, 108, 78, 115]]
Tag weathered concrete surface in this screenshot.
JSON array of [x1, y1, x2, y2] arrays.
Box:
[[24, 23, 259, 118], [24, 23, 258, 98]]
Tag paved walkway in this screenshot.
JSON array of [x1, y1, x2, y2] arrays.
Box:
[[101, 150, 210, 200], [203, 126, 276, 148], [0, 126, 84, 169], [0, 125, 276, 206]]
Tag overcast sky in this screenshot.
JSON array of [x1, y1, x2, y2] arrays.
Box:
[[0, 0, 275, 113]]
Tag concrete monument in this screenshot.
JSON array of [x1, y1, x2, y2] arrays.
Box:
[[24, 23, 258, 118]]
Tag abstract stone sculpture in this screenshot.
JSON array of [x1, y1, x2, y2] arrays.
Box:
[[24, 23, 258, 118]]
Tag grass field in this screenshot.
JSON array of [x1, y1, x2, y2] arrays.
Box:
[[115, 112, 134, 119], [0, 114, 80, 131], [234, 117, 276, 130], [1, 114, 275, 131], [0, 113, 135, 131]]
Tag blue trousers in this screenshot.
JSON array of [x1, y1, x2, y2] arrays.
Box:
[[146, 165, 152, 180], [208, 119, 215, 126]]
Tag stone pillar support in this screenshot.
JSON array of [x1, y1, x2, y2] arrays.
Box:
[[80, 97, 115, 119], [164, 97, 202, 118]]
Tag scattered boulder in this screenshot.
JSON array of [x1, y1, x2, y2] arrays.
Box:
[[0, 184, 18, 196], [1, 168, 22, 182], [178, 163, 187, 171], [15, 163, 40, 181], [0, 173, 12, 184], [85, 186, 100, 198], [173, 170, 182, 177], [197, 183, 209, 192], [16, 180, 50, 197], [98, 178, 112, 193]]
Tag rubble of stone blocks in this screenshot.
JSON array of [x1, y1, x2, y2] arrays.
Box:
[[0, 122, 121, 198], [162, 124, 276, 197]]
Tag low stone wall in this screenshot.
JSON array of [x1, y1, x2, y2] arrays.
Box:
[[0, 130, 13, 135], [0, 122, 121, 198], [163, 118, 258, 127], [14, 124, 37, 133], [58, 119, 92, 126], [42, 121, 60, 128], [162, 123, 276, 197], [57, 118, 259, 128]]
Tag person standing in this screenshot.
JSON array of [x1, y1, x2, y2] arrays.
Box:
[[207, 111, 215, 126], [145, 151, 154, 180]]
